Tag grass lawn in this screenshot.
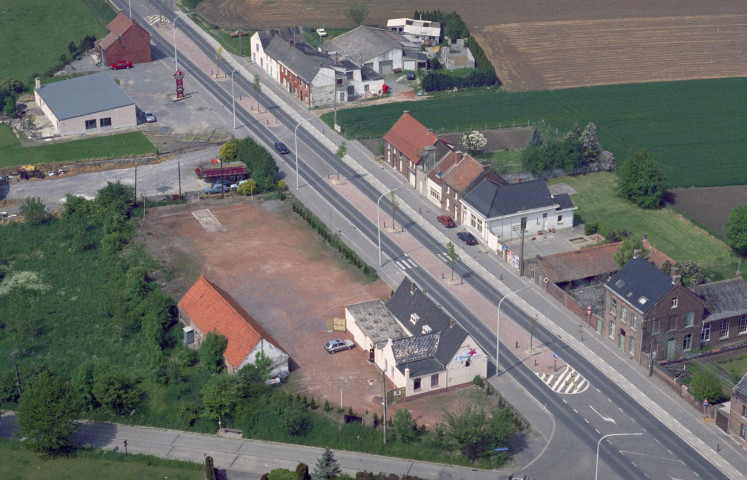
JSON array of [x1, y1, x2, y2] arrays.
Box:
[[0, 125, 156, 167], [716, 355, 747, 385], [0, 443, 202, 480], [473, 150, 523, 174], [328, 78, 747, 187], [548, 173, 738, 280], [0, 0, 114, 85]]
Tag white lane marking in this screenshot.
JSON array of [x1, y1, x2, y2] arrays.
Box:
[[590, 405, 616, 424]]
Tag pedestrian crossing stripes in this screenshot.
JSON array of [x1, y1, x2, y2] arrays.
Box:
[[535, 365, 589, 394], [145, 15, 170, 25], [394, 257, 418, 270], [436, 252, 452, 263]]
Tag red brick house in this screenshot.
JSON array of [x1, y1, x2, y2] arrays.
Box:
[[383, 111, 438, 186], [730, 373, 747, 448], [177, 276, 289, 375], [694, 278, 747, 348], [95, 13, 151, 66], [604, 255, 705, 365], [441, 154, 504, 223]]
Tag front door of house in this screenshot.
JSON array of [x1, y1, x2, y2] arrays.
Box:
[[666, 339, 675, 360], [596, 318, 602, 334], [619, 331, 625, 350]]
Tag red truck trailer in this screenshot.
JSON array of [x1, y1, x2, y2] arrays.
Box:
[[195, 160, 248, 182]]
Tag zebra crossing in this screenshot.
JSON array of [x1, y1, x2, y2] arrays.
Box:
[[535, 364, 589, 394], [393, 256, 418, 270], [436, 252, 453, 263], [144, 14, 170, 25]]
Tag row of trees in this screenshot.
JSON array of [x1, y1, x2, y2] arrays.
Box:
[[421, 70, 497, 93], [521, 123, 615, 176], [219, 137, 280, 193]]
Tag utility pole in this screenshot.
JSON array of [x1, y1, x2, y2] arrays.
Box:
[[519, 216, 526, 276], [238, 16, 243, 57], [134, 166, 137, 203], [178, 161, 182, 198], [382, 370, 387, 444]]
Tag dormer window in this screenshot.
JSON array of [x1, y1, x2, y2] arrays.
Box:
[[615, 280, 625, 288], [638, 296, 648, 305], [671, 297, 678, 309], [410, 313, 419, 325]]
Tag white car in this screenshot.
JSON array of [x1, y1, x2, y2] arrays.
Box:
[[143, 110, 156, 123], [324, 339, 355, 354]]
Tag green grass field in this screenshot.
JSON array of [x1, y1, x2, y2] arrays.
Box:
[[547, 173, 739, 280], [0, 443, 202, 480], [328, 78, 747, 187], [0, 125, 157, 167], [0, 0, 114, 85]]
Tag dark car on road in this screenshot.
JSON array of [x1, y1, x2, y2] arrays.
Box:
[[204, 184, 230, 194], [274, 142, 290, 154], [437, 215, 456, 228], [324, 339, 355, 354], [457, 231, 478, 245], [110, 60, 133, 70]]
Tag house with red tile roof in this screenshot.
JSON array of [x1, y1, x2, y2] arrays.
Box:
[[530, 242, 622, 286], [178, 276, 289, 375], [383, 111, 440, 187], [95, 13, 151, 67]]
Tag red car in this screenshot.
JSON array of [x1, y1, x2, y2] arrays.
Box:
[[437, 215, 456, 228], [110, 60, 133, 70]]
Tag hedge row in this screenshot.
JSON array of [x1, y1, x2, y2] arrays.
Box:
[[291, 201, 378, 281], [421, 70, 497, 92]]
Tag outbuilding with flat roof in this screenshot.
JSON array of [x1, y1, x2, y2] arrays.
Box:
[[34, 72, 136, 137]]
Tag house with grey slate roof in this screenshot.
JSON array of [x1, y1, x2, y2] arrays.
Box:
[[321, 26, 426, 74], [345, 279, 487, 399], [694, 278, 747, 348], [460, 178, 576, 253], [729, 372, 747, 448], [33, 72, 136, 137], [251, 28, 384, 107]]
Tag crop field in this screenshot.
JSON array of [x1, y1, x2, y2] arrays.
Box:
[[0, 0, 114, 85], [329, 78, 747, 188], [0, 125, 157, 167], [547, 173, 739, 281]]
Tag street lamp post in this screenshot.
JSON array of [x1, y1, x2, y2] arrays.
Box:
[[377, 183, 408, 266], [595, 432, 642, 480], [496, 285, 531, 373], [230, 66, 240, 129], [173, 12, 194, 72]]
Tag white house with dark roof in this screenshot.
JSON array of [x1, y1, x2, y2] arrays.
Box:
[[250, 26, 305, 81], [33, 72, 136, 136], [346, 279, 486, 399], [460, 178, 576, 252], [387, 18, 441, 45], [321, 26, 426, 74]]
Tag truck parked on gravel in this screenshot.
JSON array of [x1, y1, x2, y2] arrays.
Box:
[[195, 160, 248, 182]]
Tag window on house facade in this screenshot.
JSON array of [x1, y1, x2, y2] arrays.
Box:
[[558, 215, 563, 223], [99, 117, 111, 127], [430, 188, 441, 201], [621, 306, 627, 324], [739, 316, 747, 335], [610, 298, 617, 316], [682, 334, 692, 351], [629, 337, 636, 355], [346, 71, 353, 80], [671, 297, 678, 308], [742, 405, 747, 417], [720, 320, 730, 339], [255, 43, 259, 52], [85, 119, 96, 130], [364, 84, 369, 92], [741, 423, 747, 440], [476, 218, 483, 233], [414, 378, 421, 390], [701, 323, 711, 342], [431, 374, 439, 387], [339, 92, 344, 101], [608, 320, 615, 339], [685, 311, 694, 327], [631, 314, 637, 331]]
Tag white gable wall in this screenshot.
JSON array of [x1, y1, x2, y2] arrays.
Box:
[[237, 338, 290, 378]]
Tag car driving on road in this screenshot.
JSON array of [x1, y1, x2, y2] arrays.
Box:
[[457, 231, 478, 245], [274, 142, 290, 154], [324, 339, 355, 354]]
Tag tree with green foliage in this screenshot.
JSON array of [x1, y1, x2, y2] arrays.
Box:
[[460, 130, 487, 153], [446, 241, 459, 280], [296, 462, 311, 480], [19, 197, 47, 225], [95, 181, 135, 221], [237, 179, 257, 196], [613, 237, 649, 267], [345, 3, 368, 26], [528, 127, 543, 147], [200, 332, 228, 374], [17, 371, 79, 454], [616, 149, 667, 209], [335, 142, 347, 180], [724, 205, 747, 256], [437, 405, 518, 460], [689, 368, 723, 403], [392, 408, 417, 443], [219, 139, 239, 163], [201, 373, 240, 426], [311, 447, 341, 480], [92, 369, 142, 416]]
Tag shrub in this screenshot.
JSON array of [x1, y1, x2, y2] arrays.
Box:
[[689, 369, 723, 403], [616, 149, 667, 209], [296, 462, 311, 480], [205, 456, 217, 480], [473, 375, 484, 388], [19, 197, 47, 225], [584, 222, 599, 235]]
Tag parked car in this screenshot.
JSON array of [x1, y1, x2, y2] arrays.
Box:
[[324, 339, 355, 354], [274, 142, 290, 154], [204, 184, 230, 194], [143, 110, 156, 123], [110, 60, 133, 70], [457, 231, 478, 245], [406, 71, 416, 81], [437, 215, 456, 228]]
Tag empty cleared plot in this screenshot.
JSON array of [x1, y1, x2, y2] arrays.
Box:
[[478, 14, 747, 91]]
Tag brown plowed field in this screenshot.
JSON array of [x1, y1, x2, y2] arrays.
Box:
[[669, 185, 747, 236], [199, 0, 747, 91]]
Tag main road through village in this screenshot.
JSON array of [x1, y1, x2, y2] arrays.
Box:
[[3, 1, 745, 478]]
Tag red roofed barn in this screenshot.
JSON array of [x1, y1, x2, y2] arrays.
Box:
[[178, 276, 289, 375], [95, 13, 151, 67], [383, 111, 438, 186]]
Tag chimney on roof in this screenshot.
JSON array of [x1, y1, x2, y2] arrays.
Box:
[[449, 318, 456, 328], [403, 110, 409, 115], [35, 77, 40, 89], [427, 128, 432, 135], [455, 150, 463, 162], [410, 282, 416, 295], [633, 249, 641, 259], [671, 267, 680, 285]]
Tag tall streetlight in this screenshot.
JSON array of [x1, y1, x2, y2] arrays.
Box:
[[230, 66, 240, 129], [173, 12, 194, 72], [377, 183, 408, 266], [595, 432, 642, 480], [495, 285, 531, 374]]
